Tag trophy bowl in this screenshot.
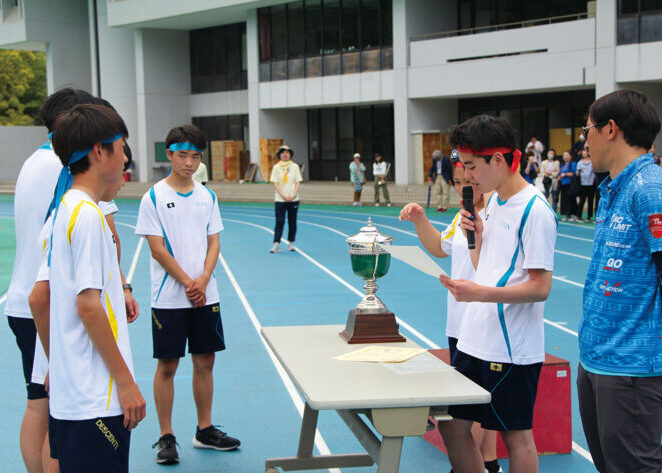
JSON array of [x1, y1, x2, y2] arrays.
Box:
[[340, 218, 405, 344]]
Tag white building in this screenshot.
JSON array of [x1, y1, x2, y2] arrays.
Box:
[[1, 0, 661, 183]]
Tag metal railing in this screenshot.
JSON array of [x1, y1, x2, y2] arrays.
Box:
[[410, 12, 589, 42]]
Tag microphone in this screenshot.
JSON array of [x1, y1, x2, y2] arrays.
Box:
[[462, 185, 476, 250]]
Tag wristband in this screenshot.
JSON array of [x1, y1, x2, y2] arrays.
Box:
[[122, 283, 133, 293]]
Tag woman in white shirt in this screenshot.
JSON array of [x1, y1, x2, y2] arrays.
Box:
[[372, 153, 391, 207], [540, 149, 561, 213]]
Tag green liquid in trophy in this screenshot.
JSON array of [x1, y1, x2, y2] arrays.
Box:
[[350, 253, 391, 279]]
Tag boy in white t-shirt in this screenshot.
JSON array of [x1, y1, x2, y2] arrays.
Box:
[[438, 115, 557, 473], [269, 144, 303, 253], [32, 104, 145, 473], [136, 125, 240, 465], [400, 157, 501, 473]]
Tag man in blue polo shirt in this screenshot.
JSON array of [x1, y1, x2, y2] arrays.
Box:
[[579, 89, 662, 473]]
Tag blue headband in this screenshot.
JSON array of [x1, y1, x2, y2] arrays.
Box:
[[46, 133, 124, 265], [168, 142, 202, 153]]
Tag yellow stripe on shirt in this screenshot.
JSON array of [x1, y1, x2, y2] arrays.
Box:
[[442, 211, 462, 241], [67, 200, 106, 245], [105, 290, 119, 410]]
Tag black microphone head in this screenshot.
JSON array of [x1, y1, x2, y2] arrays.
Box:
[[462, 185, 474, 209]]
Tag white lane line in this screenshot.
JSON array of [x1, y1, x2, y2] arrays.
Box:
[[0, 292, 7, 306], [223, 218, 441, 350], [553, 276, 585, 288], [572, 441, 594, 462], [556, 233, 593, 243], [114, 221, 144, 284], [544, 319, 579, 337], [217, 251, 341, 473], [555, 250, 591, 261]]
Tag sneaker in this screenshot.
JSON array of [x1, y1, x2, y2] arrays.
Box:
[[570, 216, 578, 222], [269, 243, 280, 253], [193, 425, 240, 451], [288, 242, 296, 252], [484, 459, 503, 473], [577, 218, 586, 223], [375, 203, 380, 207], [561, 217, 569, 222], [152, 433, 179, 465], [386, 203, 392, 207]]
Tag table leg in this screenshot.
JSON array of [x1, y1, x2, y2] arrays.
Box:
[[296, 402, 319, 458], [376, 436, 404, 473]]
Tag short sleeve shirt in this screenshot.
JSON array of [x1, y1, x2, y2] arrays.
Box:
[[48, 189, 133, 420], [456, 185, 557, 364], [440, 206, 488, 338], [270, 161, 303, 202], [580, 154, 662, 374], [135, 180, 223, 309]]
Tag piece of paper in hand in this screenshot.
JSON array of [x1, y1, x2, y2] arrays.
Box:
[[384, 245, 448, 278]]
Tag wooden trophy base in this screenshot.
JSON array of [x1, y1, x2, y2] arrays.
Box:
[[339, 309, 406, 344]]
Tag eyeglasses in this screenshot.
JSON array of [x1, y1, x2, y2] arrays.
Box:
[[581, 124, 597, 140]]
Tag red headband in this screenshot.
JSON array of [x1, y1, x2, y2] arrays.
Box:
[[453, 161, 464, 168], [457, 146, 522, 173]]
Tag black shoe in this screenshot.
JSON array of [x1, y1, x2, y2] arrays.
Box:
[[152, 433, 179, 465], [193, 425, 241, 451]]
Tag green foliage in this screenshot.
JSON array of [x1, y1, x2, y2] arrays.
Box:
[[0, 49, 47, 126]]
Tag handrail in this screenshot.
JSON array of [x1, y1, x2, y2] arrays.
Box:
[[410, 12, 588, 42]]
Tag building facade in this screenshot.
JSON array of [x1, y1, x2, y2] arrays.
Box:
[[1, 0, 661, 183]]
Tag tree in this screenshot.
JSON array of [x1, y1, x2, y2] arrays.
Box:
[[0, 49, 47, 126]]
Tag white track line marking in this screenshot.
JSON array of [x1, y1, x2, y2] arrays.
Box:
[[217, 251, 341, 473], [0, 292, 6, 306], [572, 441, 594, 462], [114, 221, 144, 283]]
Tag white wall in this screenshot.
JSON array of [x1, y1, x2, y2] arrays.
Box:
[[623, 82, 662, 152], [615, 42, 662, 83], [259, 109, 308, 180], [190, 90, 248, 117], [595, 0, 617, 97], [0, 126, 47, 181], [135, 28, 191, 181]]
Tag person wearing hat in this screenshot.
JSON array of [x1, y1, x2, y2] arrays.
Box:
[[349, 152, 366, 206], [428, 149, 452, 212], [372, 152, 391, 207], [270, 145, 303, 253]]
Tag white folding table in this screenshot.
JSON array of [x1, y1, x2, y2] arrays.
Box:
[[262, 325, 491, 473]]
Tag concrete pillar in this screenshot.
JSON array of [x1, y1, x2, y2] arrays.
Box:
[[392, 0, 411, 184], [246, 9, 262, 171], [595, 0, 618, 98]]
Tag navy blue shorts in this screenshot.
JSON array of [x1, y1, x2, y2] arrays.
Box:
[[151, 303, 226, 359], [49, 415, 57, 459], [447, 336, 458, 365], [52, 415, 130, 473], [448, 349, 542, 431], [7, 316, 47, 400]]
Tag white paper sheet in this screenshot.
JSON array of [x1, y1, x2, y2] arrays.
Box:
[[382, 353, 455, 374], [384, 245, 448, 278], [333, 346, 427, 363]]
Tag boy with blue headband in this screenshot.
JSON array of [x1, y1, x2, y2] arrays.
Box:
[[136, 124, 240, 465], [42, 103, 145, 473]]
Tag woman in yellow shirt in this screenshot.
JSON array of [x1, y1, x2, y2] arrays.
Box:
[[269, 145, 303, 253]]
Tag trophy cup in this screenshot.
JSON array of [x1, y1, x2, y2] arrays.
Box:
[[340, 218, 406, 344]]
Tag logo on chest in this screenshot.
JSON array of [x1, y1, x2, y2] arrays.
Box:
[[498, 220, 512, 230], [649, 214, 662, 239], [600, 280, 623, 297], [166, 202, 175, 209], [608, 215, 632, 232]]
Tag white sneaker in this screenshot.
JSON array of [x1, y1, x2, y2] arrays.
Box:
[[570, 216, 578, 222], [288, 243, 296, 252], [386, 203, 392, 207], [375, 203, 380, 207], [269, 243, 280, 253]]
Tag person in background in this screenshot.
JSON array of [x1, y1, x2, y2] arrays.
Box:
[[270, 145, 303, 253], [428, 149, 452, 212], [575, 149, 596, 222], [540, 149, 561, 212], [349, 153, 366, 206], [525, 135, 544, 164], [192, 160, 209, 186], [522, 150, 539, 184], [372, 153, 391, 207], [559, 151, 577, 221], [571, 133, 586, 161]]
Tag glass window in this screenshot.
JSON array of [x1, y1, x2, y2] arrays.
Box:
[[361, 0, 380, 48], [308, 110, 321, 160], [619, 0, 639, 15], [522, 1, 548, 21], [498, 0, 522, 25], [640, 11, 662, 42], [381, 0, 392, 46], [271, 5, 287, 60], [641, 0, 662, 11], [341, 0, 360, 52], [474, 0, 494, 28], [321, 109, 337, 160], [550, 0, 585, 16], [618, 15, 639, 43], [338, 107, 354, 159], [288, 2, 305, 58], [259, 8, 271, 61], [305, 0, 322, 56], [459, 0, 472, 30], [190, 23, 246, 93], [323, 0, 340, 54]]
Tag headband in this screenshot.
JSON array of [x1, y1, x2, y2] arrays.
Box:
[[457, 146, 522, 173], [453, 161, 464, 168], [168, 142, 202, 153]]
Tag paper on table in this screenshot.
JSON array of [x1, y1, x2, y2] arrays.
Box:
[[382, 353, 455, 374], [384, 245, 448, 278], [334, 345, 427, 363]]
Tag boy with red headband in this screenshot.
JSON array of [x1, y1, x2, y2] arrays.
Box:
[[438, 115, 557, 473]]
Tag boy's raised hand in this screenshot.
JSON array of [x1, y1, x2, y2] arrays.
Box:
[[399, 203, 427, 224]]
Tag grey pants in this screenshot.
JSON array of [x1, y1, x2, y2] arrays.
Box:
[[577, 364, 662, 473]]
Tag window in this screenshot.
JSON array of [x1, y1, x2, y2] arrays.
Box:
[[258, 0, 393, 81], [618, 0, 662, 44], [190, 23, 247, 93]]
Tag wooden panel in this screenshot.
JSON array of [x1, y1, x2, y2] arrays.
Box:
[[260, 138, 283, 183], [210, 141, 224, 180], [549, 128, 572, 156], [422, 133, 441, 180]]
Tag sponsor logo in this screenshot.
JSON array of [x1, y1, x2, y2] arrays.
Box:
[[166, 202, 175, 208], [603, 258, 623, 272], [96, 419, 119, 451], [605, 241, 631, 249], [212, 305, 220, 313], [600, 280, 623, 297], [609, 215, 633, 232], [489, 363, 503, 372], [152, 311, 163, 330], [111, 234, 116, 244], [498, 220, 511, 230], [649, 214, 662, 239]]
